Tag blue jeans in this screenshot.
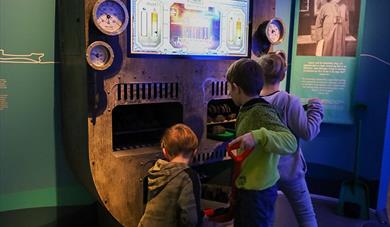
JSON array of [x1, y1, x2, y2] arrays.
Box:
[[277, 177, 318, 227], [234, 185, 278, 227]]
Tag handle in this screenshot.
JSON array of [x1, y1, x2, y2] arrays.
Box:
[[227, 141, 254, 162], [352, 104, 367, 183], [353, 119, 362, 182]]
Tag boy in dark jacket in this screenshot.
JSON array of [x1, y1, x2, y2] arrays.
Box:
[[138, 123, 202, 227]]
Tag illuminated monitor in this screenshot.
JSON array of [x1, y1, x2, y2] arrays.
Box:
[[128, 0, 252, 58]]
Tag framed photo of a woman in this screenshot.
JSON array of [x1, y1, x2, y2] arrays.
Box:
[[297, 0, 360, 57]]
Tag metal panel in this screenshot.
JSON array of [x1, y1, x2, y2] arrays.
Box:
[[60, 0, 275, 226]]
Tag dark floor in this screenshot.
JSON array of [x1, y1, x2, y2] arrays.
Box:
[[274, 193, 388, 227], [306, 163, 379, 209], [202, 193, 389, 227]]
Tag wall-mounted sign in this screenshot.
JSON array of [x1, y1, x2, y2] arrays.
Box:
[[290, 0, 365, 124]]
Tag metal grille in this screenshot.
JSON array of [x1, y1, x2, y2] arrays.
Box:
[[193, 149, 229, 164], [116, 82, 179, 101], [210, 81, 228, 97]]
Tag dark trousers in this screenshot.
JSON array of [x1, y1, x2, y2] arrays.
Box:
[[234, 185, 278, 227]]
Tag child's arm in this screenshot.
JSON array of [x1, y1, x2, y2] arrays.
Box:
[[287, 97, 324, 141], [178, 170, 202, 227], [231, 105, 297, 155], [229, 128, 297, 155], [251, 127, 297, 155]]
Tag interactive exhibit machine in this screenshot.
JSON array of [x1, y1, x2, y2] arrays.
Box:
[[59, 0, 285, 226]]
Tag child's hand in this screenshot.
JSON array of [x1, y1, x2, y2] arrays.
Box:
[[229, 132, 256, 151], [308, 98, 322, 104]]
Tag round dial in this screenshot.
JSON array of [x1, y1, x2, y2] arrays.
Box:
[[266, 18, 285, 45], [86, 41, 114, 70], [93, 0, 129, 36]]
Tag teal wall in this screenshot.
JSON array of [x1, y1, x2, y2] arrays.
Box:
[[352, 0, 390, 209], [275, 0, 292, 90], [379, 96, 390, 210], [302, 0, 389, 209], [276, 0, 390, 209], [0, 0, 94, 218]]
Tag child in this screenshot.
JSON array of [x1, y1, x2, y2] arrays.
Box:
[[226, 58, 297, 226], [138, 123, 202, 227], [259, 52, 323, 227]]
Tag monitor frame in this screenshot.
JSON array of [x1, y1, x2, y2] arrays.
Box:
[[126, 0, 253, 60]]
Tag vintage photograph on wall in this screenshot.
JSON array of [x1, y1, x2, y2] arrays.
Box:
[[296, 0, 361, 57]]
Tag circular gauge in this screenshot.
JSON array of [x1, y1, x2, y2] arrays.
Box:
[[265, 18, 285, 45], [92, 0, 129, 36], [86, 41, 114, 70]]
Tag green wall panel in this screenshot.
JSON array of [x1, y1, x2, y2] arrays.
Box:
[[0, 0, 94, 212]]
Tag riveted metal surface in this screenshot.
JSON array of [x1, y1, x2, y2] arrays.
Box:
[[60, 0, 275, 226]]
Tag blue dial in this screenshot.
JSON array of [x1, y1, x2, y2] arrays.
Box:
[[93, 0, 129, 35]]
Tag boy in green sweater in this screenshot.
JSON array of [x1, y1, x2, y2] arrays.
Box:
[[226, 58, 297, 227]]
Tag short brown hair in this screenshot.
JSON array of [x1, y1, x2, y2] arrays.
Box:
[[226, 58, 263, 96], [160, 123, 198, 157], [258, 52, 287, 85]]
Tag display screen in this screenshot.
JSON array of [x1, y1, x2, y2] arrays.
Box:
[[129, 0, 251, 58]]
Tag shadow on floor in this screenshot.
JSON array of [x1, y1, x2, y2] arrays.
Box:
[[274, 193, 389, 227]]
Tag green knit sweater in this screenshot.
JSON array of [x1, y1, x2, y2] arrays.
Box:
[[235, 98, 297, 190]]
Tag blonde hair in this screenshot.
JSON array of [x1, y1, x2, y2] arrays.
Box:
[[258, 52, 287, 85], [161, 123, 198, 157]]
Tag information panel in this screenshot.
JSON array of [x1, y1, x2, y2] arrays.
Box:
[[290, 0, 365, 124]]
